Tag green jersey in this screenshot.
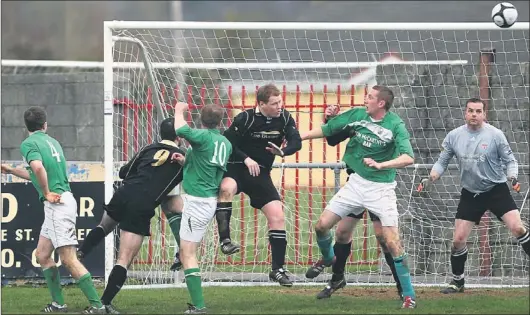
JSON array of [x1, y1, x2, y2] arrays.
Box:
[[175, 125, 232, 198], [321, 107, 414, 183], [20, 131, 70, 202]]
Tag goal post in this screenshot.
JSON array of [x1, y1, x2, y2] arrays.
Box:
[[101, 21, 529, 289]]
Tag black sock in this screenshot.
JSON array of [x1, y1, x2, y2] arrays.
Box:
[[331, 242, 351, 281], [269, 230, 287, 270], [517, 230, 530, 257], [79, 226, 106, 257], [450, 246, 468, 284], [384, 251, 402, 293], [101, 265, 127, 305], [216, 202, 232, 242]]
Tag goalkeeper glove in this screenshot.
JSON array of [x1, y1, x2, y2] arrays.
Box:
[[510, 177, 521, 193], [417, 178, 432, 193]]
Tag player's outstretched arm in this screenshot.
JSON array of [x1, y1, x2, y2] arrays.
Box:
[[173, 102, 189, 130], [302, 107, 357, 141], [1, 164, 31, 180], [323, 104, 351, 146]]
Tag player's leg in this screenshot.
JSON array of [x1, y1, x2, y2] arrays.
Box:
[[57, 246, 104, 314], [100, 230, 143, 309], [371, 214, 403, 300], [78, 211, 118, 259], [179, 195, 217, 314], [441, 188, 483, 294], [215, 175, 240, 255], [502, 210, 530, 256], [99, 211, 150, 313], [78, 190, 126, 259], [35, 234, 67, 313], [161, 194, 184, 271], [46, 192, 104, 313], [487, 183, 530, 257], [247, 171, 292, 286], [308, 213, 360, 279], [315, 214, 360, 299], [363, 180, 415, 308]]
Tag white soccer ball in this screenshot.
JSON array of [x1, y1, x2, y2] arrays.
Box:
[[491, 2, 518, 28]]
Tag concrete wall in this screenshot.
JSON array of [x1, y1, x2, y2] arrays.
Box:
[[1, 73, 104, 161], [377, 61, 529, 281]]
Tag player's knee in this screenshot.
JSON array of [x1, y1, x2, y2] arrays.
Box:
[[219, 183, 236, 201], [315, 220, 330, 236], [451, 238, 467, 251], [334, 227, 352, 243], [35, 250, 53, 266], [376, 234, 389, 253]]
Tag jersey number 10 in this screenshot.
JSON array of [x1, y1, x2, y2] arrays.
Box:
[[210, 141, 227, 166]]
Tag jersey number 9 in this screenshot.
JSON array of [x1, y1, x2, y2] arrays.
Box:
[[152, 149, 170, 166]]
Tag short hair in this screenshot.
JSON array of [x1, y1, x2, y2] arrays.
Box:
[[256, 84, 281, 105], [465, 97, 486, 111], [159, 117, 177, 141], [372, 85, 395, 111], [200, 105, 224, 129], [24, 106, 47, 132]]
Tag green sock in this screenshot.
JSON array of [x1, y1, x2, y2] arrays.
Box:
[[42, 267, 65, 305], [184, 268, 205, 309], [167, 212, 182, 246], [78, 273, 103, 308]]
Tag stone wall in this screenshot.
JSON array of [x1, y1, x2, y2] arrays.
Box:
[[377, 62, 529, 281]]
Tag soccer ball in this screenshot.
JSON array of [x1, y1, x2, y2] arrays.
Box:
[[491, 2, 518, 28]]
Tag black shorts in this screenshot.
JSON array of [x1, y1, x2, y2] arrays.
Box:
[[224, 163, 281, 209], [104, 185, 156, 236], [456, 183, 518, 225]]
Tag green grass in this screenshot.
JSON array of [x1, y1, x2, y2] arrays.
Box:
[[2, 286, 529, 314], [134, 188, 379, 275]]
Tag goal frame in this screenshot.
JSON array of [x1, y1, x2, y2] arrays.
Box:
[[102, 21, 530, 287]]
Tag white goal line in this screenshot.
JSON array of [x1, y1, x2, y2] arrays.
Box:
[[1, 59, 468, 70]]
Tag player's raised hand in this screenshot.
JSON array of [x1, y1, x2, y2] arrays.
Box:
[[1, 164, 14, 174], [363, 158, 382, 170], [244, 157, 260, 177], [174, 102, 189, 112], [510, 177, 521, 193], [45, 192, 62, 204], [417, 178, 432, 193], [266, 142, 285, 157], [324, 104, 340, 119]]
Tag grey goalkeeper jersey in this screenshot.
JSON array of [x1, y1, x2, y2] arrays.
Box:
[[432, 123, 518, 194]]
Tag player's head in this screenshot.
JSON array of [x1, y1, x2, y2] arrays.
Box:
[[200, 104, 224, 129], [465, 98, 486, 128], [160, 117, 178, 141], [365, 85, 394, 115], [257, 84, 283, 118], [24, 106, 47, 132]]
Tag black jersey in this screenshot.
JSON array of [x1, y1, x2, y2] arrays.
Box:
[[223, 107, 302, 170], [118, 140, 185, 203]]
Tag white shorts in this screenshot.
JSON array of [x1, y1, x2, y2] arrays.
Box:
[[327, 173, 399, 227], [41, 191, 78, 248], [179, 194, 217, 243]]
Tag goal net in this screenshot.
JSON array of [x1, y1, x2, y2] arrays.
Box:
[[102, 22, 529, 288]]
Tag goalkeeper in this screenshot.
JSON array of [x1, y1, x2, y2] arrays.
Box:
[[304, 104, 403, 301], [214, 83, 302, 287], [302, 86, 416, 309], [417, 98, 529, 294], [77, 117, 186, 313]]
